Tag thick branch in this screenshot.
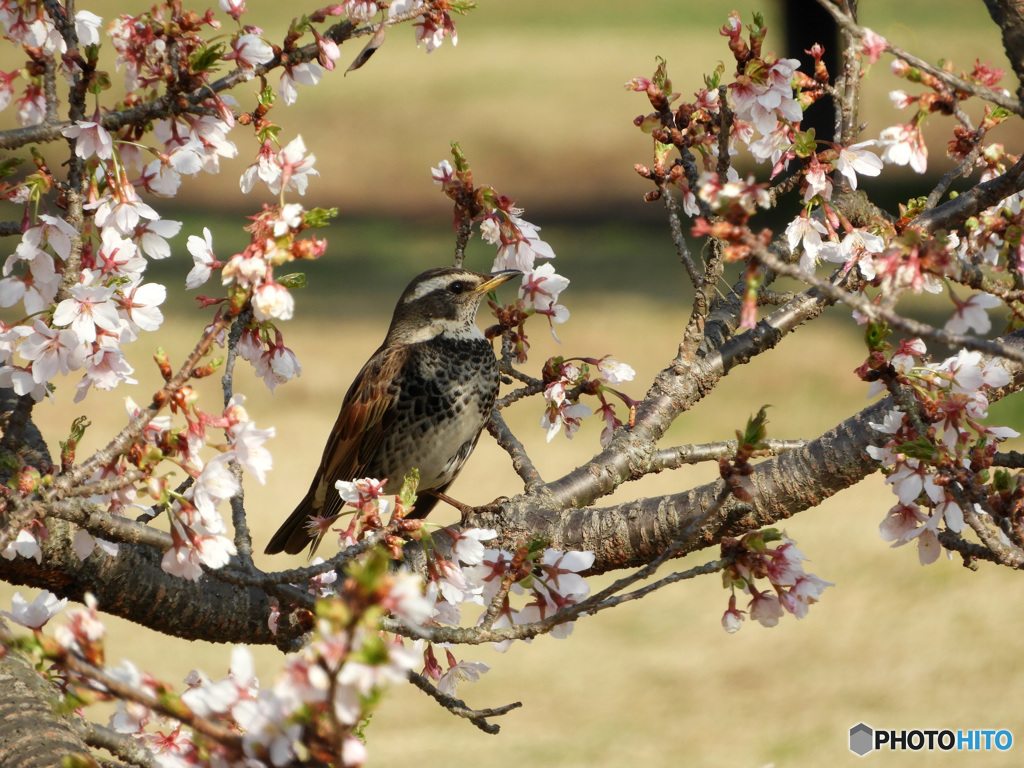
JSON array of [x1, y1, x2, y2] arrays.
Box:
[[0, 620, 92, 768], [913, 155, 1024, 233], [468, 330, 1024, 574], [982, 0, 1024, 103]]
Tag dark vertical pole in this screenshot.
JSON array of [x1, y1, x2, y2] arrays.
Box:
[[783, 0, 840, 142]]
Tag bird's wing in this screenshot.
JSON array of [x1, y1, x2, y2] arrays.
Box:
[[265, 344, 409, 556], [308, 343, 407, 515]]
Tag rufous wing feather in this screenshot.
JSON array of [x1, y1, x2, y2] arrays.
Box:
[[264, 345, 408, 556]]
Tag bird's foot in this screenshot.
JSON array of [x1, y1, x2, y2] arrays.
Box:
[[425, 490, 509, 522], [460, 495, 509, 524]]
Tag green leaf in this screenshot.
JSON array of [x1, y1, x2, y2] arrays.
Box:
[[864, 320, 892, 352], [190, 42, 225, 74], [277, 272, 307, 289], [399, 468, 420, 509], [450, 141, 471, 173], [304, 206, 338, 228], [738, 406, 770, 449], [652, 55, 671, 93], [895, 436, 938, 462], [0, 156, 24, 179]]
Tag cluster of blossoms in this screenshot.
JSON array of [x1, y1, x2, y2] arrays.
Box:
[[0, 388, 275, 577], [431, 150, 639, 444], [862, 339, 1018, 564], [719, 529, 833, 632], [538, 356, 636, 444], [2, 570, 423, 767], [2, 515, 590, 766], [269, 479, 595, 699], [627, 12, 1019, 338], [418, 525, 594, 685], [0, 0, 370, 580], [622, 10, 1022, 615]]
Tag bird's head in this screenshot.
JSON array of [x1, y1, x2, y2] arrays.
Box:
[[385, 267, 520, 344]]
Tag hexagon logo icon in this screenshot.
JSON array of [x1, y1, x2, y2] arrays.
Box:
[[849, 722, 874, 756]]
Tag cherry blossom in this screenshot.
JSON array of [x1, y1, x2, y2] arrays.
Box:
[[877, 123, 928, 173], [785, 214, 829, 271], [490, 216, 556, 273], [802, 158, 833, 202], [225, 33, 273, 69], [835, 141, 883, 189], [336, 477, 392, 518], [229, 420, 275, 485], [61, 120, 114, 160], [279, 61, 322, 105], [519, 263, 570, 331], [345, 1, 379, 22], [438, 658, 489, 696], [186, 227, 217, 289], [135, 219, 182, 260], [87, 183, 160, 236], [219, 0, 247, 20], [74, 340, 138, 401], [1, 528, 43, 564], [252, 282, 295, 321], [944, 292, 1001, 334], [0, 250, 60, 314], [16, 83, 44, 126], [721, 594, 745, 633], [19, 320, 87, 383], [596, 357, 635, 385], [53, 284, 122, 344], [2, 590, 67, 629], [0, 70, 17, 112], [860, 28, 888, 65], [17, 214, 78, 262], [819, 227, 886, 279]]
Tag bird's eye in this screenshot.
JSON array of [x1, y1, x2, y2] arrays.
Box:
[[448, 281, 466, 295]]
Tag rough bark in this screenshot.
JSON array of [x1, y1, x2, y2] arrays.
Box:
[[0, 620, 93, 768]]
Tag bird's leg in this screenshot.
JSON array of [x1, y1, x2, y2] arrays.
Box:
[[423, 489, 509, 521], [422, 488, 474, 515]]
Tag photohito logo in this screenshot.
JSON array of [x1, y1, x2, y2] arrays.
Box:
[[848, 723, 1013, 756]]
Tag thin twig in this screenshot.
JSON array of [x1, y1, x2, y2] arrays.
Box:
[[752, 239, 1024, 365], [407, 671, 521, 735], [486, 411, 545, 492], [50, 314, 232, 494], [816, 0, 1024, 115], [660, 180, 701, 285]]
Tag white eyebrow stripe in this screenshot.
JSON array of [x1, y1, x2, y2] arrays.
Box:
[[403, 275, 455, 303]]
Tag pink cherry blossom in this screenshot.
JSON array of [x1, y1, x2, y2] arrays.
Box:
[[219, 0, 247, 20], [225, 33, 273, 69], [186, 227, 217, 288], [878, 123, 928, 173], [835, 141, 883, 189], [278, 62, 322, 105], [61, 120, 114, 160], [19, 320, 87, 383], [944, 292, 1001, 334], [860, 28, 888, 65], [1, 590, 67, 629], [252, 282, 295, 321], [785, 214, 829, 271], [230, 419, 275, 484], [53, 284, 122, 344]]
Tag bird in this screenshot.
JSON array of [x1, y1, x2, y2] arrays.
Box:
[[265, 266, 519, 556]]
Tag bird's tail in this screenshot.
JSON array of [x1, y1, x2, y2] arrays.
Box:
[[264, 488, 321, 556]]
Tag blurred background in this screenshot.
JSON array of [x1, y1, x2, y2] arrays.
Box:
[[5, 1, 1024, 766]]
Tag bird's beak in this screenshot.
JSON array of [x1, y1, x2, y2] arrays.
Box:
[[474, 269, 521, 294]]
